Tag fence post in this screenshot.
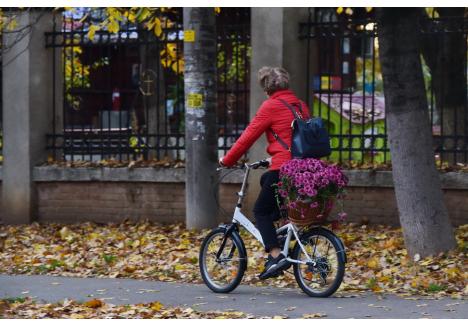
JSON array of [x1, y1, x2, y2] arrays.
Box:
[[183, 8, 219, 229], [2, 9, 56, 224], [245, 8, 310, 214]]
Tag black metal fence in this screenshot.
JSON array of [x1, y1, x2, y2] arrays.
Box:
[[300, 8, 468, 165], [46, 8, 250, 162]]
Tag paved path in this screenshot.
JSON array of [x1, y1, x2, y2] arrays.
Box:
[[0, 275, 465, 318]]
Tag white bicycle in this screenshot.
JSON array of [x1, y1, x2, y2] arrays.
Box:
[[199, 159, 347, 297]]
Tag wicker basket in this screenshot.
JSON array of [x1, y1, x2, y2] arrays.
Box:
[[287, 199, 334, 226]]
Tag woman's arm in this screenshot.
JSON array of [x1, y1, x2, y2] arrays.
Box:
[[221, 101, 272, 166]]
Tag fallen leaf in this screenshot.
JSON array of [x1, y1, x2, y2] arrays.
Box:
[[303, 312, 327, 318], [84, 299, 103, 308], [150, 301, 163, 311]]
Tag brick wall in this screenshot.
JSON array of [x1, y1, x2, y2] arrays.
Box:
[[37, 182, 241, 224], [36, 182, 467, 226], [333, 187, 467, 226]]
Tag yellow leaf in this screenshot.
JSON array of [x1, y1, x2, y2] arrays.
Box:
[[345, 8, 353, 15], [420, 258, 434, 266], [7, 19, 17, 31], [214, 7, 221, 14], [446, 267, 460, 279], [174, 264, 185, 270], [88, 232, 100, 240], [88, 25, 100, 41], [154, 18, 162, 37], [106, 8, 123, 21], [166, 43, 177, 59], [137, 8, 151, 22], [107, 19, 120, 34], [150, 301, 164, 311], [127, 11, 136, 23], [336, 7, 344, 14], [171, 60, 184, 74], [377, 275, 391, 283], [367, 257, 380, 269], [366, 7, 373, 12]]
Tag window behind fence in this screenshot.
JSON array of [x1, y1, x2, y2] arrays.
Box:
[[300, 8, 468, 166], [45, 8, 250, 162]]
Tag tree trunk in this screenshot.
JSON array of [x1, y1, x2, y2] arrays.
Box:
[[183, 8, 219, 229], [420, 8, 467, 164], [376, 8, 456, 257]]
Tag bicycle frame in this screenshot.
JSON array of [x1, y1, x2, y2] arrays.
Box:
[[228, 161, 314, 266]]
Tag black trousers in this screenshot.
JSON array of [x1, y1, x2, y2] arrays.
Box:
[[253, 170, 282, 252]]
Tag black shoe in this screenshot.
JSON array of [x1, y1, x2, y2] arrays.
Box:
[[258, 253, 288, 280]]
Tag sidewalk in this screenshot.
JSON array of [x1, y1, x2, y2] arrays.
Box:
[[0, 274, 465, 318]]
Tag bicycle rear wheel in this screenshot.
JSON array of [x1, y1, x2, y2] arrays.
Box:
[[199, 226, 247, 293], [293, 227, 345, 297]]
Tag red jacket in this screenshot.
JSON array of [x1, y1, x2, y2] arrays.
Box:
[[222, 89, 310, 170]]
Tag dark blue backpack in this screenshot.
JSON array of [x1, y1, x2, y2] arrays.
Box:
[[271, 99, 331, 159]]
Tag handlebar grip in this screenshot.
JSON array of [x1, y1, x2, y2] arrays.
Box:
[[250, 159, 270, 169]]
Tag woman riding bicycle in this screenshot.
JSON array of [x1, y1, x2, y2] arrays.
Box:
[[219, 66, 310, 280]]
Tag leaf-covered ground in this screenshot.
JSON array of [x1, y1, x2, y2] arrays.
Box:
[[0, 297, 252, 319], [0, 297, 327, 319], [0, 222, 466, 298]]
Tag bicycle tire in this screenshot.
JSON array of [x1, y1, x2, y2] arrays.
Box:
[[199, 227, 247, 293], [292, 227, 345, 297]]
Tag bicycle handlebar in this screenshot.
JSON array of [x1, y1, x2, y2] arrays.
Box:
[[247, 159, 270, 169], [217, 159, 270, 171]]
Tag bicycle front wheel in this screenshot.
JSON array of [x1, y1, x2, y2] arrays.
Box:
[[199, 227, 247, 293], [293, 227, 345, 297]]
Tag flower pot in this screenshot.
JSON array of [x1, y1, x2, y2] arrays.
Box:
[[287, 199, 334, 226]]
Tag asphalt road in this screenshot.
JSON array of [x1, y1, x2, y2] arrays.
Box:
[[0, 274, 465, 318]]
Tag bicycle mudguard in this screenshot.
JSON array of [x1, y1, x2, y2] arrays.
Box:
[[217, 224, 248, 265], [307, 227, 347, 264]]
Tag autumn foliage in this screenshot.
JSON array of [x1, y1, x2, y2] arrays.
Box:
[[0, 221, 465, 298]]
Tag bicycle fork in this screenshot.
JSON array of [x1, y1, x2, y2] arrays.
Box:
[[215, 224, 246, 263]]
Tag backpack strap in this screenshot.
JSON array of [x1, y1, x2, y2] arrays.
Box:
[[270, 99, 303, 152], [271, 130, 290, 151], [278, 99, 303, 120]]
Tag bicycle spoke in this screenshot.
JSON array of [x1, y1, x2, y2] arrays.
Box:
[[201, 232, 243, 290], [297, 234, 341, 294], [312, 236, 319, 257]]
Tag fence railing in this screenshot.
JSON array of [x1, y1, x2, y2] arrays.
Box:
[[45, 8, 250, 162], [299, 8, 468, 165]]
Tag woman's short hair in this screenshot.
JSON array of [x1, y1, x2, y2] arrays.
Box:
[[257, 66, 290, 95]]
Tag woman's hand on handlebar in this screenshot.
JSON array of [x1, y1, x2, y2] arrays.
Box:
[[219, 157, 226, 167], [217, 157, 231, 171]]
